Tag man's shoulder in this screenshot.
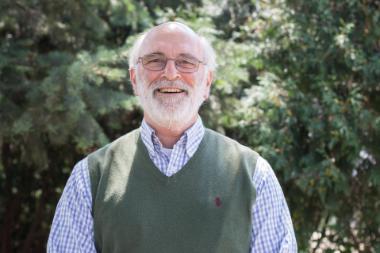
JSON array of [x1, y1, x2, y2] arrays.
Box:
[[87, 128, 140, 161], [86, 128, 141, 193], [203, 128, 260, 178], [204, 128, 260, 158]]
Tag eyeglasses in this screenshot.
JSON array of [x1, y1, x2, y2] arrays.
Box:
[[137, 53, 206, 73]]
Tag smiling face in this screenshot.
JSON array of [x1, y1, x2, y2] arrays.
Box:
[[130, 23, 213, 131]]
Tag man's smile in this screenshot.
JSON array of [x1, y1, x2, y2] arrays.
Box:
[[155, 87, 187, 94]]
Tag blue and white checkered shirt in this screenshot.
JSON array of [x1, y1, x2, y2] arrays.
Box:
[[47, 117, 297, 252]]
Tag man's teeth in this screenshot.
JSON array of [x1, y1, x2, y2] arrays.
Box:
[[158, 88, 183, 93]]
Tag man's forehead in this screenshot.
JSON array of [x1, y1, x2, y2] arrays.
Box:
[[151, 22, 196, 35], [139, 22, 202, 55]]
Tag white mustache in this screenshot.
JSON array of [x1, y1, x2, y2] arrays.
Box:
[[150, 80, 190, 92]]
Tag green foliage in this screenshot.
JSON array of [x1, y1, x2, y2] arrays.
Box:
[[0, 0, 150, 251], [213, 0, 380, 251], [1, 0, 379, 252]]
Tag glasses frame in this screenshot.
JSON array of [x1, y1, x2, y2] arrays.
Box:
[[137, 53, 206, 73]]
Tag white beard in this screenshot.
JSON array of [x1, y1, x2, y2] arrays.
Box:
[[136, 75, 207, 130]]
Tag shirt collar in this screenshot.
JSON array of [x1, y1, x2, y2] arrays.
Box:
[[140, 116, 205, 157], [184, 117, 205, 157]]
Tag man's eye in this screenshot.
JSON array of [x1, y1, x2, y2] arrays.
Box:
[[147, 58, 163, 63], [177, 59, 196, 67], [178, 59, 191, 64]]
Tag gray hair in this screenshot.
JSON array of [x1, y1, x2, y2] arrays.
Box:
[[128, 22, 217, 73]]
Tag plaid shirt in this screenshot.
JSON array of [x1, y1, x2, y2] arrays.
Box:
[[48, 117, 297, 252]]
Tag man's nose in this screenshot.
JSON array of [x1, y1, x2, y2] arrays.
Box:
[[162, 59, 180, 80]]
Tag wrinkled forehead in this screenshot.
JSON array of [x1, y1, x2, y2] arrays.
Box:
[[139, 23, 203, 58]]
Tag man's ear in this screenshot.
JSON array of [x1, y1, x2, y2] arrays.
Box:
[[206, 70, 213, 87], [129, 68, 139, 95], [203, 70, 213, 100]]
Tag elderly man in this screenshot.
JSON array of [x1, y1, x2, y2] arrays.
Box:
[[48, 22, 297, 253]]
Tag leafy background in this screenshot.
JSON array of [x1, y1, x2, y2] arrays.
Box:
[[0, 0, 379, 252]]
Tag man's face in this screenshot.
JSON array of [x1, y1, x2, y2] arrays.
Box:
[[130, 24, 212, 130]]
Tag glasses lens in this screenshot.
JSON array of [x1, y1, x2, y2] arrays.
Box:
[[175, 56, 198, 72], [140, 54, 201, 73], [142, 54, 166, 70]]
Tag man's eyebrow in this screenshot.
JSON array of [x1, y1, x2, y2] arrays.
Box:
[[143, 52, 199, 59], [178, 53, 199, 59], [144, 52, 165, 56]]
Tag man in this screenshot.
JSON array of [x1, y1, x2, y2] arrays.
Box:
[[48, 22, 297, 253]]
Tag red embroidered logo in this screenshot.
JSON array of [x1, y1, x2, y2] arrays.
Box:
[[215, 197, 222, 207]]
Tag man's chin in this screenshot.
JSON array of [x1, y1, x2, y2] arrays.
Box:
[[140, 97, 200, 130], [154, 98, 186, 109], [147, 108, 195, 130]]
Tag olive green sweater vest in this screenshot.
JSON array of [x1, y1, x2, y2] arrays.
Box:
[[88, 128, 258, 253]]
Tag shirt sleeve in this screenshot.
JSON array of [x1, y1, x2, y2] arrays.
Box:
[[250, 157, 297, 253], [47, 158, 96, 253]]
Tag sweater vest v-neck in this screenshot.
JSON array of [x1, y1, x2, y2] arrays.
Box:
[[88, 128, 258, 253]]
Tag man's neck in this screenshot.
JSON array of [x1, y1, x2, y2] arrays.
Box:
[[143, 115, 198, 149]]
